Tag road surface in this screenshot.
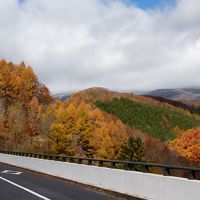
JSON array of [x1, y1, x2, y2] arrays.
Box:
[[0, 162, 138, 200]]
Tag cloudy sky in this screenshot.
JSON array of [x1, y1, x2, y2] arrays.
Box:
[[0, 0, 200, 93]]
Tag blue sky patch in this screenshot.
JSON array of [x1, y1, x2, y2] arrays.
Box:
[[18, 0, 26, 4], [123, 0, 176, 9]]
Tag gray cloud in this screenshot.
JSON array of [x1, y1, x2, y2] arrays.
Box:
[[0, 0, 200, 93]]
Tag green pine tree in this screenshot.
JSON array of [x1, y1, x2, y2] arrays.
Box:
[[117, 136, 144, 162]]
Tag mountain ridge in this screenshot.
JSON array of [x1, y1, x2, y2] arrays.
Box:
[[147, 88, 200, 102]]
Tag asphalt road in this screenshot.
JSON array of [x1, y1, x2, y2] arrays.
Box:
[[0, 162, 131, 200]]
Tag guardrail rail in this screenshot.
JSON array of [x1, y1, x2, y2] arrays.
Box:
[[0, 150, 200, 180]]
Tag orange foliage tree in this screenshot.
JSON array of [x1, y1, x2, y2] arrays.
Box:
[[0, 60, 52, 151], [170, 127, 200, 165]]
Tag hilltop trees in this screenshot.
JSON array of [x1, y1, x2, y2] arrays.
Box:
[[0, 60, 52, 151], [0, 60, 52, 107]]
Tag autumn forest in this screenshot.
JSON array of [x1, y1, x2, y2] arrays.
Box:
[[0, 60, 200, 167]]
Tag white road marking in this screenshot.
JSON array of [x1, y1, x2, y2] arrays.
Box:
[[0, 176, 51, 200], [1, 170, 22, 175]]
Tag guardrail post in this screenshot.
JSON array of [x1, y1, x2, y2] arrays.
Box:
[[88, 160, 92, 165], [143, 165, 149, 173], [99, 161, 103, 167], [124, 163, 130, 170], [111, 162, 116, 169], [163, 167, 170, 176], [61, 156, 66, 162], [188, 170, 195, 180], [55, 155, 58, 160]]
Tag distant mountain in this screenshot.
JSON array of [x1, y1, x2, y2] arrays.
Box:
[[53, 92, 73, 100], [147, 88, 200, 102]]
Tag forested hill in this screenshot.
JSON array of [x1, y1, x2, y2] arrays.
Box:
[[69, 87, 200, 165], [95, 98, 200, 141]]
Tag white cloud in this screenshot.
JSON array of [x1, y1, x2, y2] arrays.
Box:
[[0, 0, 200, 93]]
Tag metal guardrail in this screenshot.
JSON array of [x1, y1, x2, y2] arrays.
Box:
[[0, 150, 200, 180]]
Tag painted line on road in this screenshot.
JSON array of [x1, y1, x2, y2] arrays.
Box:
[[0, 176, 51, 200], [1, 170, 22, 175]]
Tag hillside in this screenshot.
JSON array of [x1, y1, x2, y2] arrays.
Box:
[[68, 87, 200, 116], [68, 87, 200, 143], [95, 98, 200, 141], [144, 95, 200, 115]]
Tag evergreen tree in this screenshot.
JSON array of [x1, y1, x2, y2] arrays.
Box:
[[117, 136, 144, 162]]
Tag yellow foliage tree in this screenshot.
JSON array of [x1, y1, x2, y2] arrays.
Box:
[[47, 101, 128, 159]]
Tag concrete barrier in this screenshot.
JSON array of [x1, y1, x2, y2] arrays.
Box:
[[0, 153, 200, 200]]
